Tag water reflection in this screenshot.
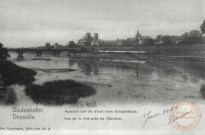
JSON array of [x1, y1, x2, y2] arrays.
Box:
[[8, 52, 205, 104], [68, 57, 195, 81], [68, 57, 149, 77]]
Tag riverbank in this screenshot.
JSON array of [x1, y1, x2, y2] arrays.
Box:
[[0, 60, 97, 105], [0, 60, 36, 104], [0, 60, 36, 86], [98, 44, 205, 56]]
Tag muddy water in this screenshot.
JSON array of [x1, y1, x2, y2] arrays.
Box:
[[8, 52, 205, 106]]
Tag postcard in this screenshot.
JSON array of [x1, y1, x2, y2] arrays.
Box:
[[0, 0, 205, 134]]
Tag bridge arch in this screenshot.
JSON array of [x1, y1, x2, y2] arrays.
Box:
[[8, 48, 82, 58]]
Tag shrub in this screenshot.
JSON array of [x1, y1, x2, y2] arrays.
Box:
[[200, 85, 205, 99], [5, 87, 17, 105], [25, 80, 96, 105], [0, 60, 36, 86]]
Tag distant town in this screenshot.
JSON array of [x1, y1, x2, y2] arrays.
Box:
[[36, 29, 205, 50], [0, 19, 204, 59], [1, 19, 202, 51], [32, 19, 205, 50]]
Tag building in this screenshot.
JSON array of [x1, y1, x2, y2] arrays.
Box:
[[121, 30, 143, 46], [78, 31, 156, 46], [99, 39, 117, 46], [154, 35, 183, 45], [125, 38, 136, 45], [140, 36, 154, 45], [77, 33, 100, 46], [136, 30, 142, 43], [77, 33, 94, 46], [170, 36, 183, 45], [91, 33, 99, 46], [116, 39, 125, 45]]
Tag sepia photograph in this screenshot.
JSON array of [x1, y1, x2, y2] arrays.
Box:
[[0, 0, 205, 134]]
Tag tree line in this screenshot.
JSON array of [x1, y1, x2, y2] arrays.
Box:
[[0, 43, 9, 60], [152, 20, 205, 45], [44, 41, 76, 49]]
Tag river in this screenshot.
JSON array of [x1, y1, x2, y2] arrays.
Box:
[[0, 52, 204, 133], [8, 52, 205, 106]]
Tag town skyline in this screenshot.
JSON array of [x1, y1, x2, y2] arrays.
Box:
[[0, 0, 205, 47]]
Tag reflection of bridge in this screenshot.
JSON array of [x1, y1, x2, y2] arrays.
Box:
[[8, 48, 82, 59]]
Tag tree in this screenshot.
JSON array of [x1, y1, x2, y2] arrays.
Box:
[[45, 42, 52, 49], [200, 20, 205, 34], [68, 41, 76, 48], [181, 30, 202, 44], [0, 43, 9, 59], [54, 43, 59, 48], [155, 35, 172, 45], [161, 35, 172, 44]]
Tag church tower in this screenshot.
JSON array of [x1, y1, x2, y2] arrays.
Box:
[[136, 30, 142, 40]]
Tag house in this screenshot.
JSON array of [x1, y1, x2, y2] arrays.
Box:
[[154, 35, 183, 45], [170, 36, 183, 45]]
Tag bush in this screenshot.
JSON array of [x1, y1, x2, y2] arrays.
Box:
[[200, 85, 205, 99], [0, 60, 36, 86], [0, 43, 9, 60], [5, 87, 17, 105], [25, 80, 96, 105]]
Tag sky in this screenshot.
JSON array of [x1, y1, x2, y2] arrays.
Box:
[[0, 0, 205, 47]]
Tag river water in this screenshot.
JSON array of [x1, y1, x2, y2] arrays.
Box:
[[8, 52, 205, 106], [0, 52, 204, 133]]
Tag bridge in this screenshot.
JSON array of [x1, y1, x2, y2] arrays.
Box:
[[8, 48, 83, 59]]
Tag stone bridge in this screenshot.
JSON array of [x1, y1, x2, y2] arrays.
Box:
[[8, 48, 82, 59]]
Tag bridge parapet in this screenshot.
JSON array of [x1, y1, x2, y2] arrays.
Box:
[[8, 47, 83, 58]]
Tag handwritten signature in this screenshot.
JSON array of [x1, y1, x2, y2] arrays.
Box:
[[143, 106, 192, 127], [168, 109, 192, 125], [143, 111, 160, 127]]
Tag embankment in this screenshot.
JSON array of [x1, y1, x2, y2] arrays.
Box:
[[99, 44, 205, 56]]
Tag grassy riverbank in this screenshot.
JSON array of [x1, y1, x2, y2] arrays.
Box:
[[25, 80, 96, 105], [0, 60, 36, 86], [0, 87, 17, 105], [0, 60, 36, 104]]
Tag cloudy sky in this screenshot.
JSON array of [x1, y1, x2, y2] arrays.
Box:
[[0, 0, 205, 47]]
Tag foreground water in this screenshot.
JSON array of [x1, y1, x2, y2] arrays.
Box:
[[0, 52, 204, 134], [8, 52, 205, 105]]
